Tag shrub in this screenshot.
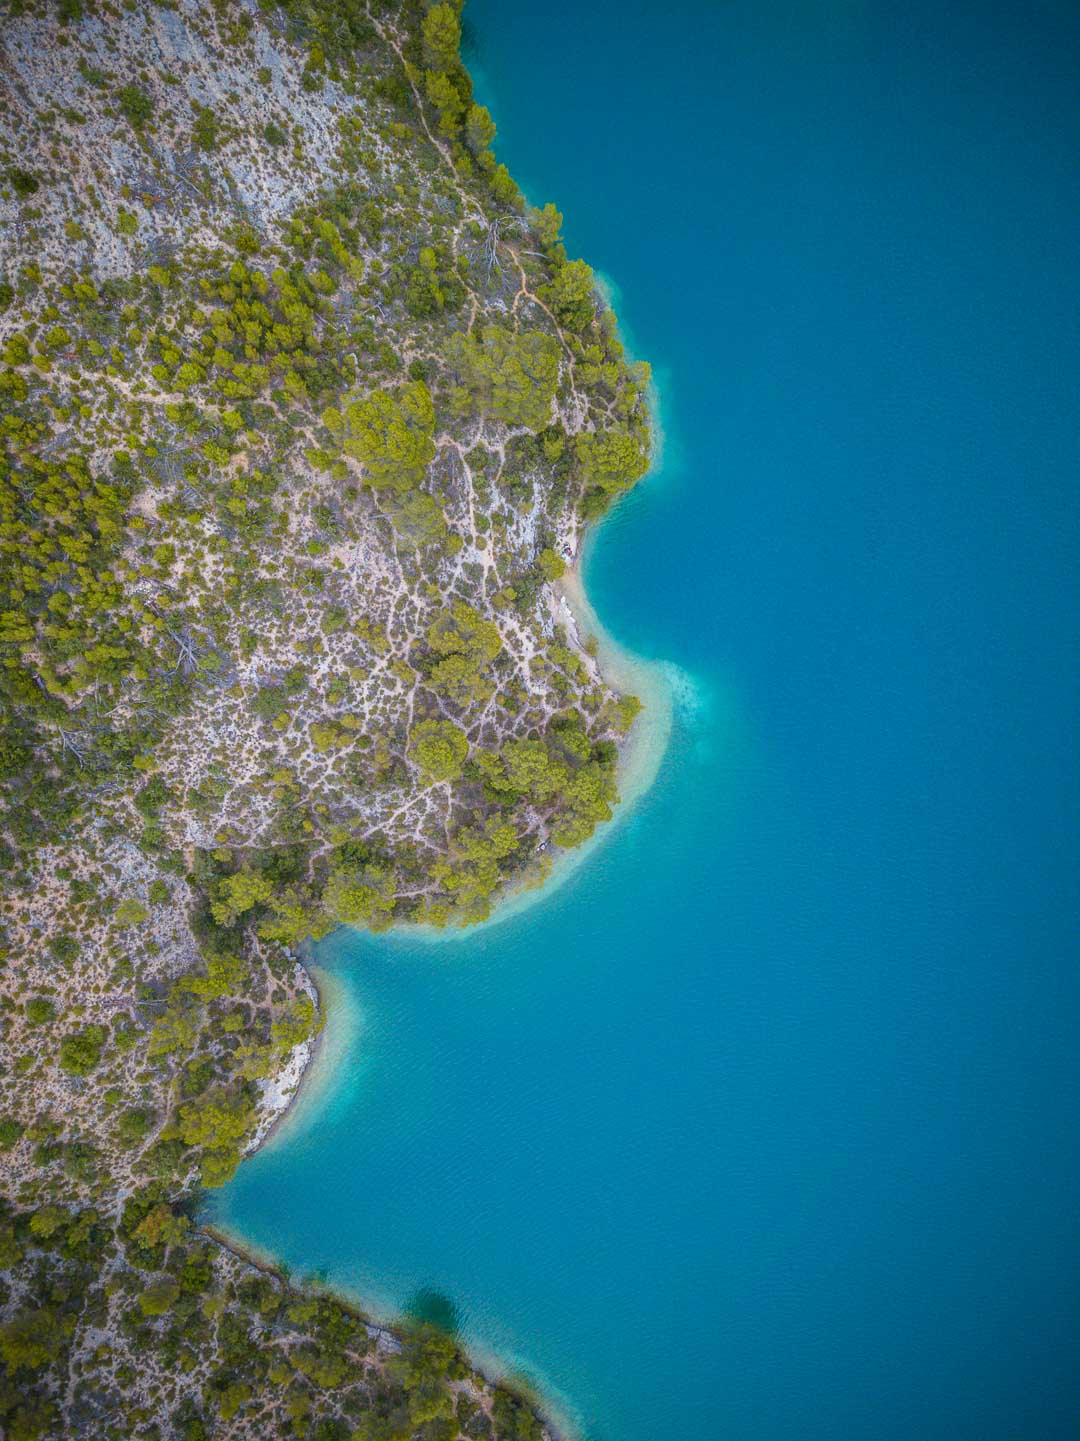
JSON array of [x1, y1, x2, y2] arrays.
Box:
[[25, 997, 57, 1026], [115, 898, 149, 926], [49, 934, 79, 964], [117, 84, 153, 129], [537, 547, 566, 581], [0, 1117, 24, 1150], [7, 168, 39, 198], [59, 1023, 107, 1075], [116, 1107, 154, 1145], [138, 1277, 180, 1316]]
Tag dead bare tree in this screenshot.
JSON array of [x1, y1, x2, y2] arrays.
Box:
[[145, 603, 201, 675], [484, 219, 502, 274], [57, 728, 86, 764]]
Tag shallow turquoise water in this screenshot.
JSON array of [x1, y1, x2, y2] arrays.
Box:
[[215, 3, 1080, 1437]]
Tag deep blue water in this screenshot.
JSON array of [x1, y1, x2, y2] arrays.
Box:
[[215, 3, 1080, 1437]]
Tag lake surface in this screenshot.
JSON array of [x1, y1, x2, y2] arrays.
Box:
[[214, 2, 1080, 1437]]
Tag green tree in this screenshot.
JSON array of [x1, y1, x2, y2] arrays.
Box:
[[325, 382, 435, 491], [0, 1118, 24, 1150], [138, 1276, 181, 1317], [385, 488, 448, 548], [148, 1005, 198, 1058], [7, 168, 39, 198], [0, 1309, 61, 1372], [424, 69, 464, 137], [408, 720, 468, 782], [0, 1223, 22, 1269], [292, 1345, 349, 1387], [430, 817, 520, 923], [59, 1023, 107, 1075], [425, 600, 502, 705], [542, 258, 596, 332], [29, 1205, 68, 1239], [322, 861, 395, 929], [489, 162, 522, 211], [537, 547, 566, 581], [132, 1202, 189, 1251], [258, 888, 333, 946], [25, 997, 56, 1026], [575, 424, 650, 496], [465, 103, 496, 156], [177, 1088, 255, 1185], [114, 898, 149, 926], [178, 1089, 252, 1150], [211, 869, 273, 926], [531, 202, 564, 252], [405, 248, 445, 317], [427, 600, 502, 663], [450, 326, 558, 431], [116, 1107, 154, 1146], [422, 3, 461, 71]]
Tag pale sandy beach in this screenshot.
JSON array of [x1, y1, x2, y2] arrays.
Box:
[[258, 963, 362, 1150]]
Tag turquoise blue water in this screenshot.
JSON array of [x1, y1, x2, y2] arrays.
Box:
[[215, 3, 1080, 1437]]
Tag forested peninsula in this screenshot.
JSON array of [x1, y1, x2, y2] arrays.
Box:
[[0, 1, 652, 1436]]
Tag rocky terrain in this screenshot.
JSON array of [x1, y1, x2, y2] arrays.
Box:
[[0, 1, 652, 1435]]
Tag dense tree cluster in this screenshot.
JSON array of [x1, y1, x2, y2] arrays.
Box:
[[449, 325, 560, 431], [324, 381, 436, 491]]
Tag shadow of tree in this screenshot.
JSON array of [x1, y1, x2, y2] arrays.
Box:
[[403, 1285, 461, 1336]]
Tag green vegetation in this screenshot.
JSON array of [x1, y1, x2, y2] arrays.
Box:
[[409, 719, 469, 782], [117, 83, 153, 130], [451, 325, 560, 430], [543, 258, 597, 332], [577, 424, 650, 497], [0, 0, 654, 1434], [425, 599, 503, 705], [538, 547, 566, 581], [58, 1025, 107, 1075], [325, 380, 436, 490], [7, 167, 39, 199], [25, 997, 56, 1027], [423, 4, 462, 72]]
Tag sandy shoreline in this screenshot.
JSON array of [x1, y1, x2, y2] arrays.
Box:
[[256, 962, 361, 1152], [246, 549, 673, 1137], [224, 543, 671, 1441], [392, 550, 675, 945], [199, 1221, 569, 1439], [204, 1220, 571, 1441]]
